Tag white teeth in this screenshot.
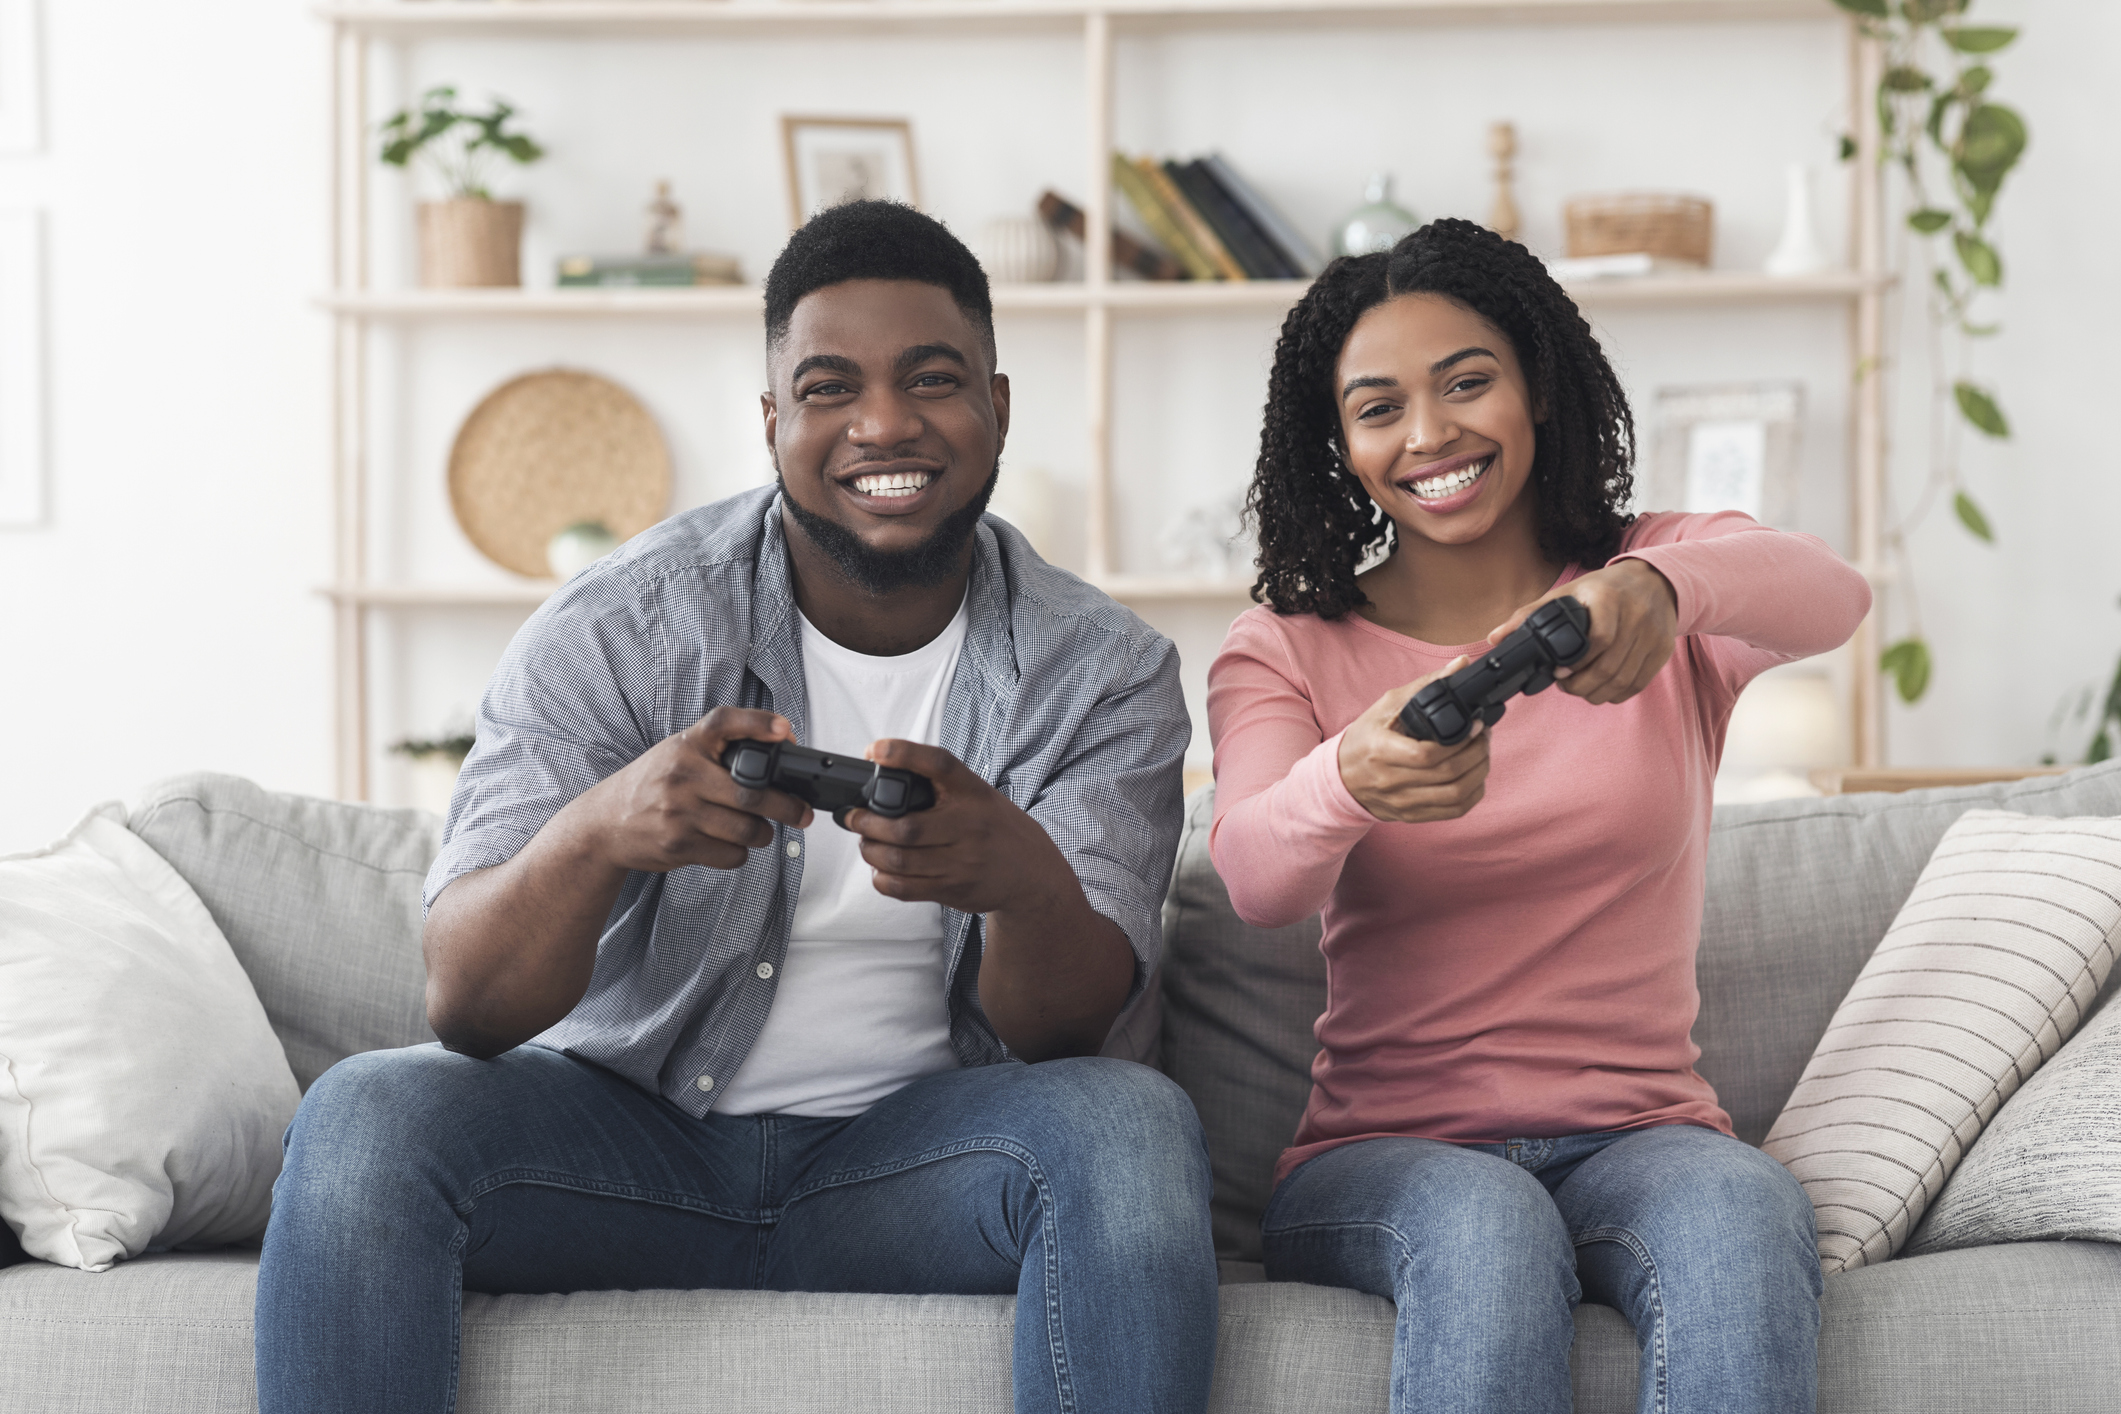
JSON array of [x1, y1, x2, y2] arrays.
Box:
[[852, 470, 933, 498], [1408, 457, 1490, 500]]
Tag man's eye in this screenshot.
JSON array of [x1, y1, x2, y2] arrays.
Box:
[[912, 374, 956, 390], [803, 381, 852, 398]]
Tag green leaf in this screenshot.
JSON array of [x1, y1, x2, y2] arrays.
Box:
[[1908, 208, 1953, 233], [1958, 65, 1993, 98], [1925, 92, 1954, 147], [1881, 638, 1933, 705], [1961, 320, 2001, 337], [1838, 133, 1858, 162], [1957, 103, 2028, 179], [2091, 729, 2114, 766], [1954, 381, 2010, 438], [1905, 0, 1969, 20], [1954, 230, 2002, 286], [1952, 490, 1995, 542], [1884, 65, 1933, 92], [1830, 0, 1888, 14], [1966, 186, 1995, 225], [1944, 27, 2017, 54]]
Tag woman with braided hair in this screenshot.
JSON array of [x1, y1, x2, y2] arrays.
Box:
[[1207, 219, 1870, 1413]]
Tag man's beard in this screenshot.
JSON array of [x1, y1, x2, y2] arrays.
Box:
[[779, 461, 1000, 595]]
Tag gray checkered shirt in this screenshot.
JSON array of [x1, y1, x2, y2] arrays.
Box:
[[425, 487, 1190, 1116]]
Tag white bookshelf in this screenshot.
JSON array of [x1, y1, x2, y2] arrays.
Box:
[[321, 0, 1888, 798]]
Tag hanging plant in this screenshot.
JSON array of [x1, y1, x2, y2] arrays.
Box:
[[1834, 0, 2026, 704]]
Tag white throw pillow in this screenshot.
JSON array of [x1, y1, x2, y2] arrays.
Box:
[[0, 803, 302, 1271], [1906, 994, 2121, 1254], [1762, 809, 2121, 1274]]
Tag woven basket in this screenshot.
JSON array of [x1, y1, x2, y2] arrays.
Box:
[[1563, 193, 1713, 265], [417, 199, 524, 288], [447, 369, 670, 578]]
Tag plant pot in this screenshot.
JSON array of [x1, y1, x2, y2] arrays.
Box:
[[416, 198, 524, 288]]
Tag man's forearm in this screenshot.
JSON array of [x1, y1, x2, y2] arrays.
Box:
[[977, 862, 1136, 1063], [422, 801, 627, 1059]]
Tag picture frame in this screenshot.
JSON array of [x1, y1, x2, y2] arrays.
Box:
[[780, 116, 919, 229], [1642, 382, 1804, 529]]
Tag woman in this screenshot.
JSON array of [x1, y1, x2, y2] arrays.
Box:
[[1208, 220, 1869, 1414]]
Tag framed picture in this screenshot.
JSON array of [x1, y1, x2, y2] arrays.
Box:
[[1642, 382, 1804, 529], [781, 116, 919, 228]]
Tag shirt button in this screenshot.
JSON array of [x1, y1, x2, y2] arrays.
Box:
[[785, 840, 801, 858], [694, 1074, 715, 1093], [755, 962, 774, 980]]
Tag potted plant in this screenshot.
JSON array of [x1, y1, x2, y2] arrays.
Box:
[[389, 730, 477, 817], [379, 86, 545, 288]]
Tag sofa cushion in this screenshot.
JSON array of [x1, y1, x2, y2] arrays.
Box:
[[1909, 997, 2121, 1256], [1761, 809, 2121, 1273], [6, 1243, 2117, 1414], [127, 774, 440, 1090], [1698, 762, 2121, 1147], [1158, 788, 1325, 1263]]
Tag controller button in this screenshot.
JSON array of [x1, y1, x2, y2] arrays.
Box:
[[871, 778, 907, 811]]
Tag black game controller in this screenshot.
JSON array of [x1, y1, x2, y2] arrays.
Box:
[[720, 740, 937, 819], [1395, 596, 1592, 746]]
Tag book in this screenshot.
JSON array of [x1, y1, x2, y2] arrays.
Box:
[[1111, 153, 1217, 281], [1037, 191, 1184, 281], [1200, 152, 1322, 278], [555, 252, 743, 287], [1135, 156, 1248, 281], [1170, 159, 1295, 279]]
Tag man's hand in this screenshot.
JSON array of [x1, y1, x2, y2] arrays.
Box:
[[842, 739, 1133, 1061], [423, 706, 812, 1059], [1338, 657, 1492, 824], [576, 706, 814, 873], [1486, 558, 1678, 706]]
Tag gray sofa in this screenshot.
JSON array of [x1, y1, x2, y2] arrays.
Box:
[[6, 765, 2120, 1413]]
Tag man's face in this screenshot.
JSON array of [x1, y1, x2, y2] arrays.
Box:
[[763, 279, 1009, 592]]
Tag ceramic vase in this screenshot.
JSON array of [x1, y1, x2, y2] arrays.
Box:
[[975, 217, 1060, 284], [1334, 174, 1419, 258], [547, 522, 621, 580], [1764, 164, 1830, 277]]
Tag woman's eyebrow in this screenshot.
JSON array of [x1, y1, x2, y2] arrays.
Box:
[[1340, 374, 1399, 400], [1430, 346, 1497, 374]]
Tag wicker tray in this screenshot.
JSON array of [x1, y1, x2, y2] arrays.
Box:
[[1563, 193, 1714, 266], [447, 369, 671, 578]]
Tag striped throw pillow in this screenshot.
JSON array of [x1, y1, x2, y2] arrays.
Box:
[[1761, 809, 2121, 1274]]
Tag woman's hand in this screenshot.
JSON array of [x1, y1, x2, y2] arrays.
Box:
[[1338, 657, 1492, 823], [1487, 558, 1679, 706]]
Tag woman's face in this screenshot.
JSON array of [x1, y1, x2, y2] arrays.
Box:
[[1333, 292, 1540, 552]]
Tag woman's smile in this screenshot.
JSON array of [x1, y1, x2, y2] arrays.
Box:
[[1399, 453, 1493, 510]]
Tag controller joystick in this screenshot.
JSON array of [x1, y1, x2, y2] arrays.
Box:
[[721, 740, 937, 820], [1395, 596, 1592, 746]]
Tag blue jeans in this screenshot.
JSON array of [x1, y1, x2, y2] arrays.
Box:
[[256, 1044, 1217, 1414], [1263, 1125, 1822, 1414]]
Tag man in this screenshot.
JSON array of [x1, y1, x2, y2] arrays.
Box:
[[256, 201, 1216, 1413]]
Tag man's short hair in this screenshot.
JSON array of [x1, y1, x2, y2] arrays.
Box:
[[763, 200, 995, 361]]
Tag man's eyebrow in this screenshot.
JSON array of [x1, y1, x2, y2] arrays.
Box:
[[1341, 374, 1398, 400], [790, 353, 860, 384], [1431, 346, 1496, 374], [895, 342, 969, 375]]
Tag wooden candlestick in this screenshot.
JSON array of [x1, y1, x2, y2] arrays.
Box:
[[1488, 122, 1521, 244]]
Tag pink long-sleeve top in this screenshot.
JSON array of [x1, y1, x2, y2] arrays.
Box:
[[1207, 512, 1872, 1186]]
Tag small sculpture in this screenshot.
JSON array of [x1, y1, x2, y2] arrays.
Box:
[[644, 180, 684, 256], [1488, 123, 1521, 244], [1764, 163, 1830, 277], [1334, 174, 1419, 258]]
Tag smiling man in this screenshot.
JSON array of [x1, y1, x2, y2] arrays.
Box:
[[253, 202, 1216, 1414]]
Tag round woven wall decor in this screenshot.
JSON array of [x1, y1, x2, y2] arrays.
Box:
[[447, 369, 672, 578]]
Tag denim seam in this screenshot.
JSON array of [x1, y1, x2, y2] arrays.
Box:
[[454, 1168, 762, 1227], [1576, 1224, 1666, 1414], [444, 1219, 469, 1414], [782, 1135, 1079, 1414]]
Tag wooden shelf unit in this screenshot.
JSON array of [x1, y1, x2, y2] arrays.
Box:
[[323, 0, 1887, 800]]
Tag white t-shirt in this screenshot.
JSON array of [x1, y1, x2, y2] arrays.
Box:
[[710, 597, 970, 1117]]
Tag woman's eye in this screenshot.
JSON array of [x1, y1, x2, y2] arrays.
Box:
[[1357, 402, 1400, 421], [1448, 376, 1490, 396]]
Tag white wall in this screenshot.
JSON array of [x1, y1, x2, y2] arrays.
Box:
[[1, 0, 2112, 853]]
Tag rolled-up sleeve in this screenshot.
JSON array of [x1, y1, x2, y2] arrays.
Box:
[[422, 571, 663, 912], [1022, 634, 1190, 1002]]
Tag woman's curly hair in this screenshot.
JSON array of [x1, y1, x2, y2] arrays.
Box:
[[1245, 218, 1637, 618]]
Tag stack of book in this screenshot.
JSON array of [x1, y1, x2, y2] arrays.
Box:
[[555, 252, 744, 288], [1109, 153, 1321, 282]]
